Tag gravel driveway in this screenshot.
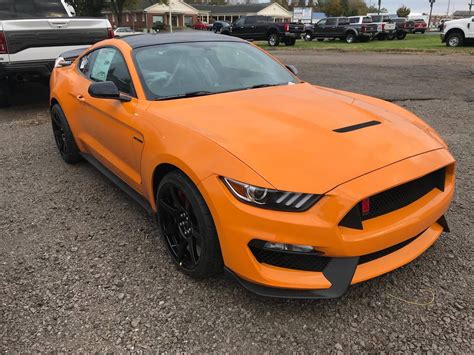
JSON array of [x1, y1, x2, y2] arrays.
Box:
[[1, 52, 472, 352]]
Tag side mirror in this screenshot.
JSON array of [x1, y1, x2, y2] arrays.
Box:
[[88, 81, 131, 102], [286, 64, 299, 76]]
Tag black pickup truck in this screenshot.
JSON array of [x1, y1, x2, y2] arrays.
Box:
[[221, 16, 305, 47], [304, 17, 377, 43]]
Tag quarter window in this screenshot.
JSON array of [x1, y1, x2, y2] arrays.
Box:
[[326, 18, 337, 26], [89, 47, 134, 96]]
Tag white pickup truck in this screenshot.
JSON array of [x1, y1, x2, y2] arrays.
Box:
[[0, 0, 112, 107], [441, 16, 474, 47], [369, 14, 397, 40]]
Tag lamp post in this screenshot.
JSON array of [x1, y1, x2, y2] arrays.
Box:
[[428, 0, 435, 28]]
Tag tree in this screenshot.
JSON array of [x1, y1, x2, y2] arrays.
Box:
[[321, 0, 343, 16], [396, 5, 411, 17], [65, 0, 105, 17], [109, 0, 138, 26]]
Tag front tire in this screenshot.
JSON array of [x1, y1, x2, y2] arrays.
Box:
[[396, 31, 407, 40], [50, 104, 82, 164], [446, 32, 463, 47], [284, 37, 296, 46], [267, 33, 280, 47], [303, 32, 313, 41], [157, 170, 223, 278]]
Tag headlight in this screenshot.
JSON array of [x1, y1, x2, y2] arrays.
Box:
[[221, 177, 322, 212]]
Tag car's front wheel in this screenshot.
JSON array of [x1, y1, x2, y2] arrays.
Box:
[[446, 32, 463, 47], [157, 170, 223, 278], [284, 37, 296, 46], [345, 32, 356, 43], [50, 104, 82, 164], [396, 31, 407, 40]]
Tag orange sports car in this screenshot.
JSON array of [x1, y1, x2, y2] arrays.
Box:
[[49, 33, 455, 299]]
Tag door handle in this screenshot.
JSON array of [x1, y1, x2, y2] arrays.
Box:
[[76, 95, 86, 102]]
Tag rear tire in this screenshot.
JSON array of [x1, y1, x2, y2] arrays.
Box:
[[303, 32, 313, 41], [156, 170, 223, 279], [267, 33, 280, 47], [421, 30, 425, 34], [446, 32, 463, 47], [387, 33, 395, 40], [0, 80, 11, 108], [284, 37, 296, 46], [345, 32, 357, 43], [396, 31, 407, 40], [50, 104, 82, 164]]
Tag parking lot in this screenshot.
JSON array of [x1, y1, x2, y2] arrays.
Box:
[[0, 51, 473, 352]]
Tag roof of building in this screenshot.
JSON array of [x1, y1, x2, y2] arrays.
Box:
[[120, 32, 245, 48], [192, 3, 271, 14], [452, 11, 473, 16]]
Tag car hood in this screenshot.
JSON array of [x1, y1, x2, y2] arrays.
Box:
[[148, 83, 444, 193]]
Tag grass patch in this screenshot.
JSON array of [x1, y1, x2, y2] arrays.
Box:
[[257, 34, 474, 54]]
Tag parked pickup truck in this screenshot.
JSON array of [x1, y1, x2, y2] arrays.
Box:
[[221, 16, 305, 47], [391, 17, 415, 40], [369, 14, 397, 40], [441, 16, 474, 47], [0, 0, 113, 107], [305, 17, 377, 43]]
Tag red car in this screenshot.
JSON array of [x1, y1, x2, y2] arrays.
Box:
[[413, 19, 427, 34], [192, 21, 210, 30]]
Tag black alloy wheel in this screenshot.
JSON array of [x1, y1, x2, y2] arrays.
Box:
[[50, 104, 82, 164], [157, 171, 223, 278]]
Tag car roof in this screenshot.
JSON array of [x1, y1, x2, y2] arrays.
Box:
[[120, 32, 246, 49]]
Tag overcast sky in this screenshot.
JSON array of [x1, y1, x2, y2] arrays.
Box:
[[366, 0, 471, 15]]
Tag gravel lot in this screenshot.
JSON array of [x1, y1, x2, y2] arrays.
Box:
[[1, 52, 473, 352]]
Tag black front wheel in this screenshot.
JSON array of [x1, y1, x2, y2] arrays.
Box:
[[396, 31, 407, 40], [157, 171, 223, 278], [51, 104, 82, 164]]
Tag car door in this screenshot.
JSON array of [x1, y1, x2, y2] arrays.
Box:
[[243, 16, 257, 39], [256, 16, 270, 40], [336, 18, 349, 36], [325, 18, 338, 36], [73, 47, 144, 191], [231, 17, 246, 38], [313, 19, 327, 37]]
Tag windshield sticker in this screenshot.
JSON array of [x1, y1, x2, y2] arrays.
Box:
[[91, 48, 115, 82]]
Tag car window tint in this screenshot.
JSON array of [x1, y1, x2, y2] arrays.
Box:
[[326, 18, 337, 25], [90, 47, 134, 96], [349, 17, 359, 24], [338, 18, 349, 25], [317, 19, 326, 26], [245, 17, 256, 25], [363, 17, 372, 23], [0, 0, 68, 18], [233, 18, 245, 26], [371, 15, 381, 22], [78, 51, 97, 78]]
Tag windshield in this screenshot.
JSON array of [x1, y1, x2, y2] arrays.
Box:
[[134, 42, 299, 100]]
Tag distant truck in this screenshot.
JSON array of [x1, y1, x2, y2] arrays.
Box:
[[221, 16, 305, 47], [369, 15, 397, 40], [305, 17, 377, 43], [0, 0, 112, 107], [441, 16, 474, 47]]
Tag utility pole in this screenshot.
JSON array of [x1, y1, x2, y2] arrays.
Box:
[[169, 0, 172, 33], [428, 0, 435, 28], [377, 0, 381, 14], [446, 0, 450, 16], [469, 0, 473, 16]]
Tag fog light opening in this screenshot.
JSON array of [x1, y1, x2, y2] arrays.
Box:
[[263, 242, 315, 253]]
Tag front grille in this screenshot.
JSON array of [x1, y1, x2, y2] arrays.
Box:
[[358, 234, 421, 264], [249, 242, 330, 272], [340, 167, 446, 229]]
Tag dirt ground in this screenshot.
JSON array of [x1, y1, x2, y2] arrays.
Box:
[[1, 52, 473, 352]]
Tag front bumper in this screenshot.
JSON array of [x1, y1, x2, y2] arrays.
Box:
[[200, 149, 455, 298]]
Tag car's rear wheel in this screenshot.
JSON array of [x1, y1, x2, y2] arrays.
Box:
[[50, 104, 82, 164], [345, 32, 356, 43], [387, 33, 395, 40], [267, 33, 280, 47], [396, 31, 407, 40], [303, 32, 313, 41], [284, 37, 296, 46], [0, 80, 11, 108], [446, 32, 463, 47], [157, 170, 223, 278]]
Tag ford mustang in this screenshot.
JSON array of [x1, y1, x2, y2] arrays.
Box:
[[49, 33, 455, 299]]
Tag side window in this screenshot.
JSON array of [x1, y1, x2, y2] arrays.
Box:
[[245, 17, 256, 25], [233, 17, 245, 26], [78, 51, 97, 78], [317, 19, 327, 26], [90, 47, 134, 96], [349, 18, 359, 24], [338, 18, 349, 25], [326, 18, 337, 26]]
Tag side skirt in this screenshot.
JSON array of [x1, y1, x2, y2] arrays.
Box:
[[80, 153, 154, 216]]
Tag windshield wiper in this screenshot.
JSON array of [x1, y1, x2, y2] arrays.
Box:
[[155, 90, 215, 101]]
